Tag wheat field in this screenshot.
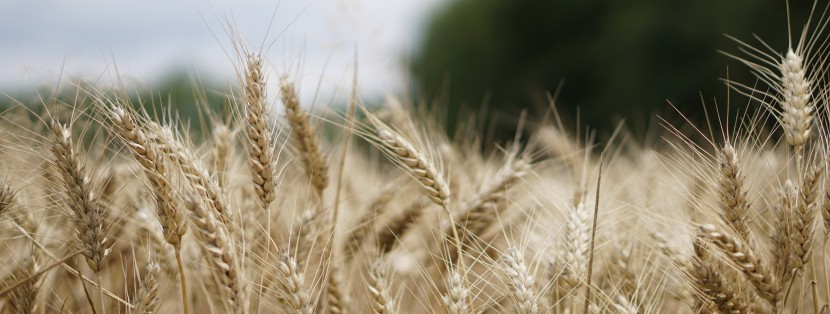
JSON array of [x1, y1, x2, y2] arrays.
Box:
[[3, 5, 830, 314]]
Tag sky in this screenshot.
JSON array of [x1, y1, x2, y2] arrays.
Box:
[[0, 0, 445, 102]]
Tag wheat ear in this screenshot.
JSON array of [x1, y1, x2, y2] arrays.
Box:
[[773, 180, 799, 287], [717, 144, 752, 243], [280, 78, 328, 198], [49, 120, 110, 272], [186, 196, 246, 313], [562, 200, 591, 290], [691, 237, 748, 313], [151, 123, 231, 225], [243, 54, 277, 210], [326, 263, 349, 314], [698, 224, 779, 307], [791, 165, 822, 269], [274, 249, 314, 314], [4, 256, 41, 314], [107, 105, 189, 313], [611, 295, 639, 314], [374, 127, 465, 273], [368, 259, 397, 314], [108, 106, 187, 249], [502, 246, 539, 314], [375, 128, 449, 208], [443, 268, 470, 314], [211, 125, 231, 189], [133, 261, 161, 314], [779, 48, 813, 149], [454, 157, 529, 240], [139, 225, 178, 281]]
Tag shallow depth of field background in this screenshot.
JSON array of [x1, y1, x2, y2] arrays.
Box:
[[0, 0, 811, 138]]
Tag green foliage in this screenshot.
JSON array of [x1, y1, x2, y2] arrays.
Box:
[[413, 0, 812, 139], [0, 71, 232, 135]]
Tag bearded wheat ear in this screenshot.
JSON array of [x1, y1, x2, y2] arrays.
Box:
[[325, 263, 350, 314], [211, 125, 231, 189], [106, 105, 189, 314], [691, 236, 747, 313], [242, 54, 278, 211], [280, 78, 328, 199], [49, 120, 111, 273], [450, 157, 529, 253], [4, 256, 41, 314], [344, 188, 394, 260], [443, 268, 470, 314], [502, 246, 539, 314], [791, 165, 822, 270], [133, 261, 161, 314], [698, 224, 779, 308], [185, 196, 245, 313], [717, 144, 752, 244], [368, 259, 397, 314], [150, 122, 231, 226], [376, 197, 426, 254], [373, 126, 465, 273], [562, 200, 591, 292], [274, 249, 314, 314], [778, 48, 813, 150], [772, 181, 796, 286]]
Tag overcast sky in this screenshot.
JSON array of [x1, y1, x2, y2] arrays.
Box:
[[0, 0, 445, 102]]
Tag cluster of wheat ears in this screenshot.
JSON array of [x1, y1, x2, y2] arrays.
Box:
[[6, 6, 830, 314]]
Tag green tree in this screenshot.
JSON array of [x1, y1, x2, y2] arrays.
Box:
[[413, 0, 811, 139]]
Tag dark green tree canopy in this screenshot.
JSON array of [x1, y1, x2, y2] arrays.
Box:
[[413, 0, 811, 139]]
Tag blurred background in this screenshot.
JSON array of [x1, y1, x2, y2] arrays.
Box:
[[0, 0, 813, 141]]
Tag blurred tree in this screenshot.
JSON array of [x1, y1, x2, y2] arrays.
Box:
[[413, 0, 813, 140]]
